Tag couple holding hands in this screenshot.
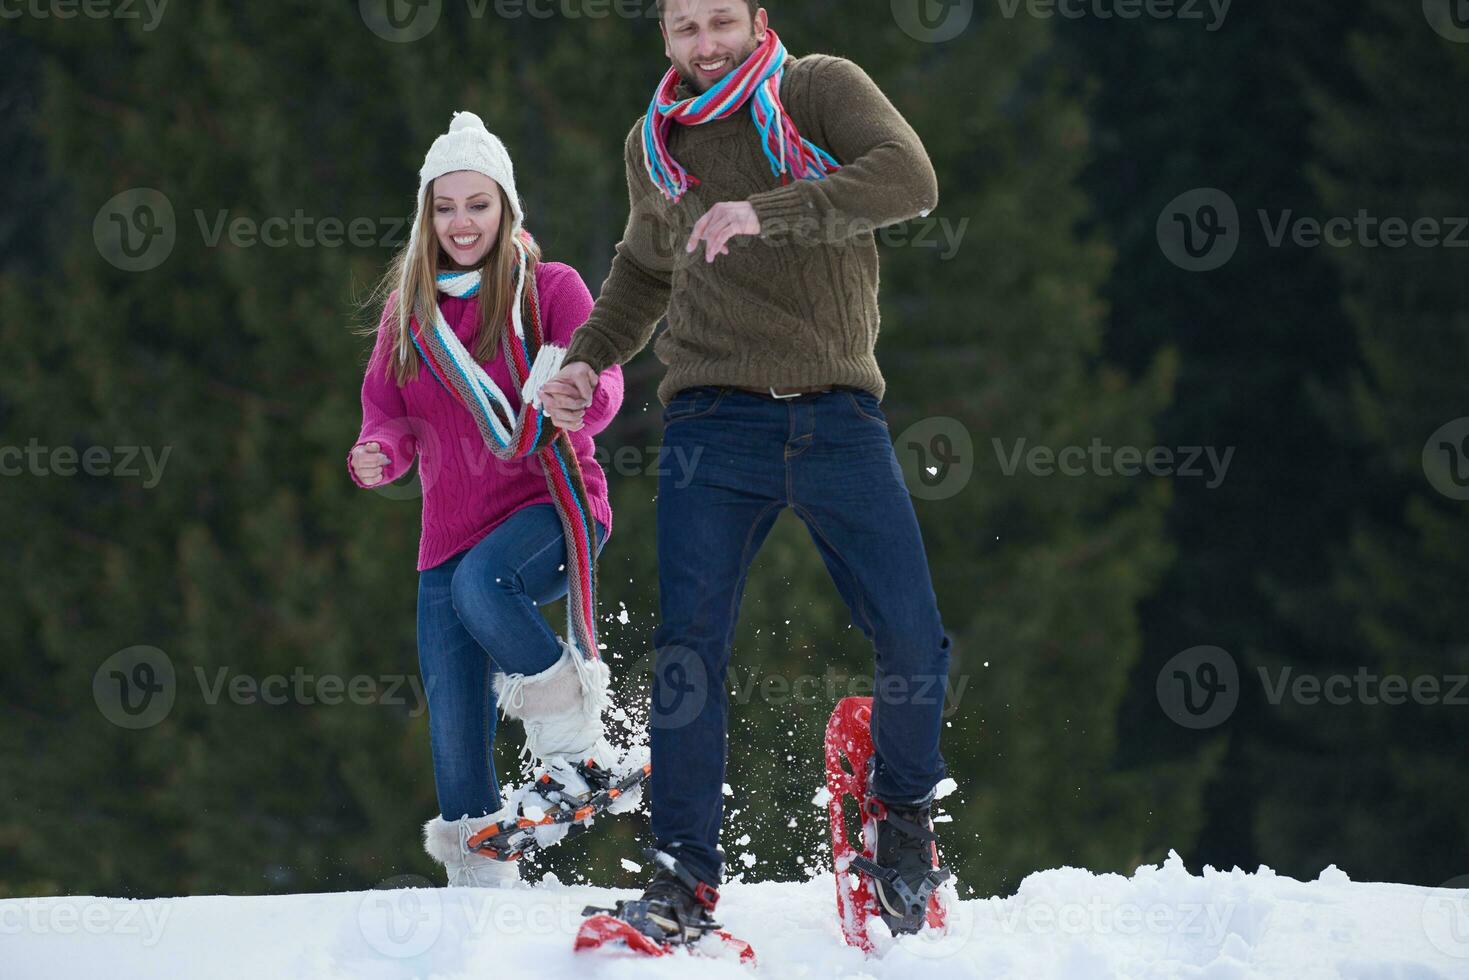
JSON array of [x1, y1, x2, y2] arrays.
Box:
[[349, 0, 954, 942]]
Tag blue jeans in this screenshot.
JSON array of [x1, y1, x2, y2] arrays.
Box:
[[417, 503, 608, 821], [650, 386, 952, 885]]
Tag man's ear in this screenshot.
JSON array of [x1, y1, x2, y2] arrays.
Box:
[[753, 6, 768, 40], [661, 22, 671, 60]]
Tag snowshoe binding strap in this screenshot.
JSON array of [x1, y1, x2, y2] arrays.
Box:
[[465, 760, 650, 861], [581, 848, 723, 945]]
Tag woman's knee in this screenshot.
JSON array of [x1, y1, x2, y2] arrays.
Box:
[[449, 549, 519, 625]]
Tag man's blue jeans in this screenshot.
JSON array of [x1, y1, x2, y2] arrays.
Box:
[[650, 386, 952, 886], [417, 503, 608, 822]]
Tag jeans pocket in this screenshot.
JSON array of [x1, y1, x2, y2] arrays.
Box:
[[663, 386, 728, 423], [846, 390, 889, 427]]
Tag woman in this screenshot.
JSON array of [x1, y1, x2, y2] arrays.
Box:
[[348, 111, 625, 887]]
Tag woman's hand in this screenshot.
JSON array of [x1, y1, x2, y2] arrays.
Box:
[[350, 441, 392, 486], [539, 363, 599, 433]]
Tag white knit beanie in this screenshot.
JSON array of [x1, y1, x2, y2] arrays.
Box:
[[417, 109, 524, 230]]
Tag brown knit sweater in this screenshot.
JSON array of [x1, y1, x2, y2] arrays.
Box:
[[563, 52, 940, 406]]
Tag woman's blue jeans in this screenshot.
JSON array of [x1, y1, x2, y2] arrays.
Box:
[[417, 503, 608, 821]]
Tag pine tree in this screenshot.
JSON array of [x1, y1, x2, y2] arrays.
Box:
[[1261, 0, 1469, 884]]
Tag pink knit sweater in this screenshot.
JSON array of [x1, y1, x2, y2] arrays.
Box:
[[349, 261, 622, 571]]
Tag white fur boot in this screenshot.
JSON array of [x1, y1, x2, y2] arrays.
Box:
[[495, 638, 618, 802], [423, 810, 524, 888]]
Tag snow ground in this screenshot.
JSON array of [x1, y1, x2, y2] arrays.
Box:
[[4, 852, 1466, 979]]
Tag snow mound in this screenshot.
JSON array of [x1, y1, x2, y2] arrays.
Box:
[[4, 852, 1465, 979]]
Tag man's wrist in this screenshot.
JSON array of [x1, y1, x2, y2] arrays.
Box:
[[564, 334, 615, 375]]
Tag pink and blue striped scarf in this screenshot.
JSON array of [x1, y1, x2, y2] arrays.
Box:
[[409, 230, 602, 666], [643, 29, 840, 202]]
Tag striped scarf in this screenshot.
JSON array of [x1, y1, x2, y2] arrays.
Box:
[[409, 231, 601, 664], [643, 29, 840, 203]]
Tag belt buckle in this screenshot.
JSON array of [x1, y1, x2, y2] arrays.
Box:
[[769, 385, 803, 400]]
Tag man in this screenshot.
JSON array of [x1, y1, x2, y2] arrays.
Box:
[[539, 0, 954, 944]]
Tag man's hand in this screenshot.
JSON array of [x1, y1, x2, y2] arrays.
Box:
[[687, 201, 761, 263], [538, 361, 599, 433]]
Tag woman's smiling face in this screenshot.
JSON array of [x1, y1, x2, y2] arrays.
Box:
[[432, 170, 503, 268]]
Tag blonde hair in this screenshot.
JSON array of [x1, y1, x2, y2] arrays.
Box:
[[360, 180, 541, 386]]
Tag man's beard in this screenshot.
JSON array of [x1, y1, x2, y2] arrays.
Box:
[[675, 34, 760, 93]]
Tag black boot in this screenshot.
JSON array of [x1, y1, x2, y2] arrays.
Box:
[[855, 796, 952, 935], [594, 848, 723, 945]]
